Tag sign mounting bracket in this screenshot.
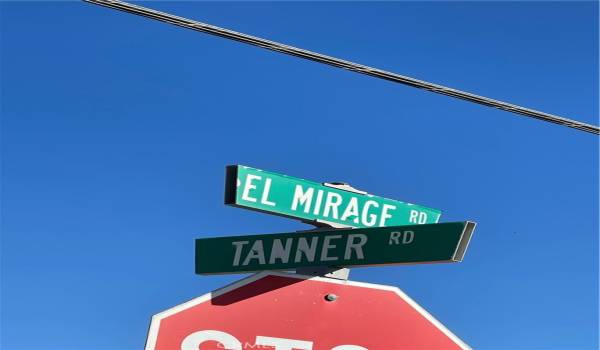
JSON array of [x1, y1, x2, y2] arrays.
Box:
[[296, 181, 366, 280]]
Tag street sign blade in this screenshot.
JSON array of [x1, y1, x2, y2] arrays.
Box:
[[195, 221, 476, 275], [225, 165, 442, 228]]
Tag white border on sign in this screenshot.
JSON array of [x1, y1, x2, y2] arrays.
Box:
[[144, 271, 471, 350]]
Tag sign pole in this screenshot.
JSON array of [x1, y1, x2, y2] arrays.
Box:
[[295, 182, 367, 280]]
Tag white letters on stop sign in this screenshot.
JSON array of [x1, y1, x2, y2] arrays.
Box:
[[180, 330, 367, 350], [256, 336, 312, 350], [181, 330, 241, 349]]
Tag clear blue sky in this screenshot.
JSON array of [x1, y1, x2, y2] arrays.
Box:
[[1, 1, 598, 349]]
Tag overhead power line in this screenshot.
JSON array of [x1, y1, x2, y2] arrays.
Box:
[[84, 0, 599, 135]]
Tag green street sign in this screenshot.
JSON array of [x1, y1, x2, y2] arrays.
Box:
[[195, 221, 475, 275], [225, 165, 441, 228]]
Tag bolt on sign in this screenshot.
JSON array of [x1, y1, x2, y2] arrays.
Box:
[[145, 271, 471, 350], [196, 222, 475, 274], [225, 165, 441, 228]]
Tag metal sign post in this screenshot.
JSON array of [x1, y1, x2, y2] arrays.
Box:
[[295, 183, 368, 280]]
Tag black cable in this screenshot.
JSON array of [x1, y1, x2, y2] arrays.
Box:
[[84, 0, 599, 135]]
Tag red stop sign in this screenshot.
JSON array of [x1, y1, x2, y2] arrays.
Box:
[[145, 272, 469, 350]]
